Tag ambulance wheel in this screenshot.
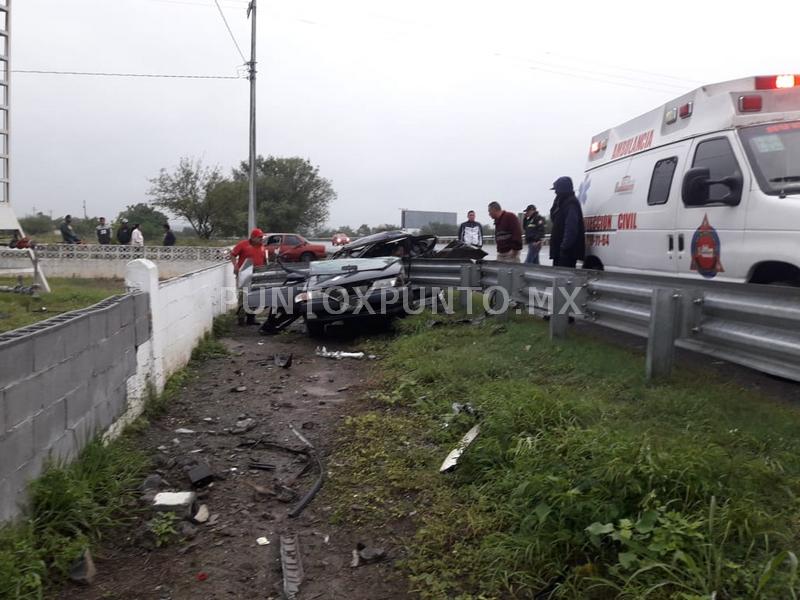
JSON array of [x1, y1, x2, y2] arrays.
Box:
[[300, 252, 315, 263], [306, 320, 325, 338]]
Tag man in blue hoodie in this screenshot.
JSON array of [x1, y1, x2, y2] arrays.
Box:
[[549, 176, 585, 268]]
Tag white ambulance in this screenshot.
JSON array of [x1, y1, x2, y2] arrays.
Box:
[[580, 74, 800, 286]]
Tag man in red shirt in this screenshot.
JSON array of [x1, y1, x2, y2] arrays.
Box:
[[488, 201, 522, 262], [231, 228, 266, 324]]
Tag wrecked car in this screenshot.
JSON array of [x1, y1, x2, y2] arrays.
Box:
[[242, 231, 485, 336]]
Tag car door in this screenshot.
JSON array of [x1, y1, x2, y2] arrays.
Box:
[[282, 235, 303, 260], [675, 134, 748, 282]]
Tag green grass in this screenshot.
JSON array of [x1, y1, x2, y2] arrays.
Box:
[[0, 277, 125, 334], [327, 310, 800, 599]]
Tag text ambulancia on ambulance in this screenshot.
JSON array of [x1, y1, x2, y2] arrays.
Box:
[[580, 74, 800, 286]]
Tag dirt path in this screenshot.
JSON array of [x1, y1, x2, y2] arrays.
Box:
[[59, 325, 411, 600]]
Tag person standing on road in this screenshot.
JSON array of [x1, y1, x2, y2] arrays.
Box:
[[116, 219, 132, 245], [488, 201, 522, 262], [162, 223, 176, 246], [231, 228, 267, 325], [549, 176, 585, 268], [522, 204, 546, 265], [96, 217, 112, 245], [59, 215, 81, 244], [130, 224, 144, 247], [458, 210, 484, 247]]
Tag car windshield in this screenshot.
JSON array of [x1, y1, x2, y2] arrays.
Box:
[[309, 257, 398, 276], [740, 121, 800, 196]]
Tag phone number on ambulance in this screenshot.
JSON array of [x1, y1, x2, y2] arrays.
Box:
[[586, 233, 610, 247]]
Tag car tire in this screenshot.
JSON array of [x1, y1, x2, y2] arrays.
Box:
[[300, 252, 315, 263], [306, 320, 325, 338]]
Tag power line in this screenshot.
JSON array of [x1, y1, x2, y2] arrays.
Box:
[[12, 69, 243, 79], [213, 0, 247, 64]]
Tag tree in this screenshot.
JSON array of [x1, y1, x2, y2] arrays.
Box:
[[18, 213, 55, 235], [149, 157, 225, 239], [116, 203, 170, 242], [230, 156, 335, 233]]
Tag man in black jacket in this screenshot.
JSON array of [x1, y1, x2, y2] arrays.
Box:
[[522, 204, 545, 264], [458, 210, 483, 247], [549, 176, 585, 268], [116, 219, 132, 245]]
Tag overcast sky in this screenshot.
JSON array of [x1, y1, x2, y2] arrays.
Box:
[[10, 0, 799, 230]]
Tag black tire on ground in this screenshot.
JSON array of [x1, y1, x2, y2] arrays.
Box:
[[305, 320, 325, 338], [300, 252, 315, 262]]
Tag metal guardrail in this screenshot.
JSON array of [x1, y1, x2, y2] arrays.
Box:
[[0, 244, 231, 262], [408, 258, 800, 383]]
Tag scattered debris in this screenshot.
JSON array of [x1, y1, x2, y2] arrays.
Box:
[[452, 402, 477, 416], [287, 423, 326, 518], [153, 491, 197, 518], [247, 461, 276, 471], [440, 424, 481, 473], [188, 463, 214, 488], [315, 346, 365, 360], [301, 421, 315, 430], [525, 345, 531, 351], [192, 504, 210, 524], [280, 535, 304, 600], [203, 417, 214, 423], [232, 385, 248, 393], [256, 536, 270, 546], [244, 481, 275, 500], [231, 418, 257, 434], [68, 549, 97, 585], [350, 542, 387, 567], [141, 474, 165, 491], [274, 353, 293, 368], [207, 514, 220, 525], [196, 572, 208, 582], [174, 428, 196, 435], [336, 386, 350, 392]]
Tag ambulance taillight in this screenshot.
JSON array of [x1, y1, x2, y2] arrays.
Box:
[[739, 95, 763, 112], [755, 75, 799, 90]]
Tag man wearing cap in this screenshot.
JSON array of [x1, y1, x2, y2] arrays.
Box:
[[488, 201, 522, 262], [116, 219, 132, 245], [522, 204, 546, 264], [549, 176, 586, 268], [231, 228, 267, 325]]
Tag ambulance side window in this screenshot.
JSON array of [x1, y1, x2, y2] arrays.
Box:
[[647, 157, 678, 205], [691, 138, 741, 203]]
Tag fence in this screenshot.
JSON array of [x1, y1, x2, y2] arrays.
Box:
[[408, 259, 800, 383]]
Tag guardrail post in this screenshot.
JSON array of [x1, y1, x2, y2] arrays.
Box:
[[550, 276, 568, 339], [646, 288, 679, 381], [495, 268, 513, 321]]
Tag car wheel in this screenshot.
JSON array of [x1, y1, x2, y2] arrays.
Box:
[[300, 252, 315, 263], [306, 320, 325, 338]]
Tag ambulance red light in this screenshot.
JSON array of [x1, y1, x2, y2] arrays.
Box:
[[679, 102, 693, 119], [590, 141, 600, 154], [738, 95, 763, 112], [755, 75, 799, 90]]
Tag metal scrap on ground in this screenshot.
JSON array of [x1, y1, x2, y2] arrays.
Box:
[[280, 535, 304, 600], [439, 424, 481, 473], [287, 423, 325, 518], [315, 346, 376, 360], [274, 353, 293, 368]]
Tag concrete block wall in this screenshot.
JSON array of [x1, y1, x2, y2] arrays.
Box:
[[0, 255, 221, 279], [0, 294, 148, 522]]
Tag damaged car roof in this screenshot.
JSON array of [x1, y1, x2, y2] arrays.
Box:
[[332, 230, 437, 259]]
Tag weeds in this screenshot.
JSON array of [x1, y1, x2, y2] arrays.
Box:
[[329, 311, 800, 599], [147, 512, 178, 548]]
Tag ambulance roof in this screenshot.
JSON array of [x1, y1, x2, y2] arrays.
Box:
[[586, 74, 800, 171]]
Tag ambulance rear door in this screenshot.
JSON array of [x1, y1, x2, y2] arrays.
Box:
[[676, 133, 749, 282]]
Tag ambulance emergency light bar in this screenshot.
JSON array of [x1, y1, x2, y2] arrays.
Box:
[[756, 74, 799, 89]]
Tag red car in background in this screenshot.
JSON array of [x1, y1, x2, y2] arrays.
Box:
[[264, 233, 327, 262], [331, 232, 351, 246]]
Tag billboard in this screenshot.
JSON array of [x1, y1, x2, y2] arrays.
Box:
[[400, 210, 457, 230]]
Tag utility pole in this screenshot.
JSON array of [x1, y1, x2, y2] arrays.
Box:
[[247, 0, 257, 234]]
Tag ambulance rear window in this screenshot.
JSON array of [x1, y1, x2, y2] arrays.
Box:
[[647, 157, 678, 205]]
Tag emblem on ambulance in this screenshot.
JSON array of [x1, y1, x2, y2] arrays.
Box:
[[690, 214, 724, 278]]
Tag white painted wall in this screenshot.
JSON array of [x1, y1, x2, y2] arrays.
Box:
[[0, 256, 221, 280], [108, 260, 236, 437]]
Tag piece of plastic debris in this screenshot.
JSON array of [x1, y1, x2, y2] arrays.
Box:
[[287, 423, 326, 518], [188, 463, 214, 488], [440, 424, 481, 473], [196, 572, 208, 582], [280, 535, 304, 600], [315, 346, 365, 360], [174, 428, 195, 434], [203, 417, 214, 423], [232, 385, 248, 393], [231, 418, 257, 434], [336, 386, 350, 392], [192, 504, 210, 524], [68, 549, 97, 585], [257, 536, 270, 546]]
